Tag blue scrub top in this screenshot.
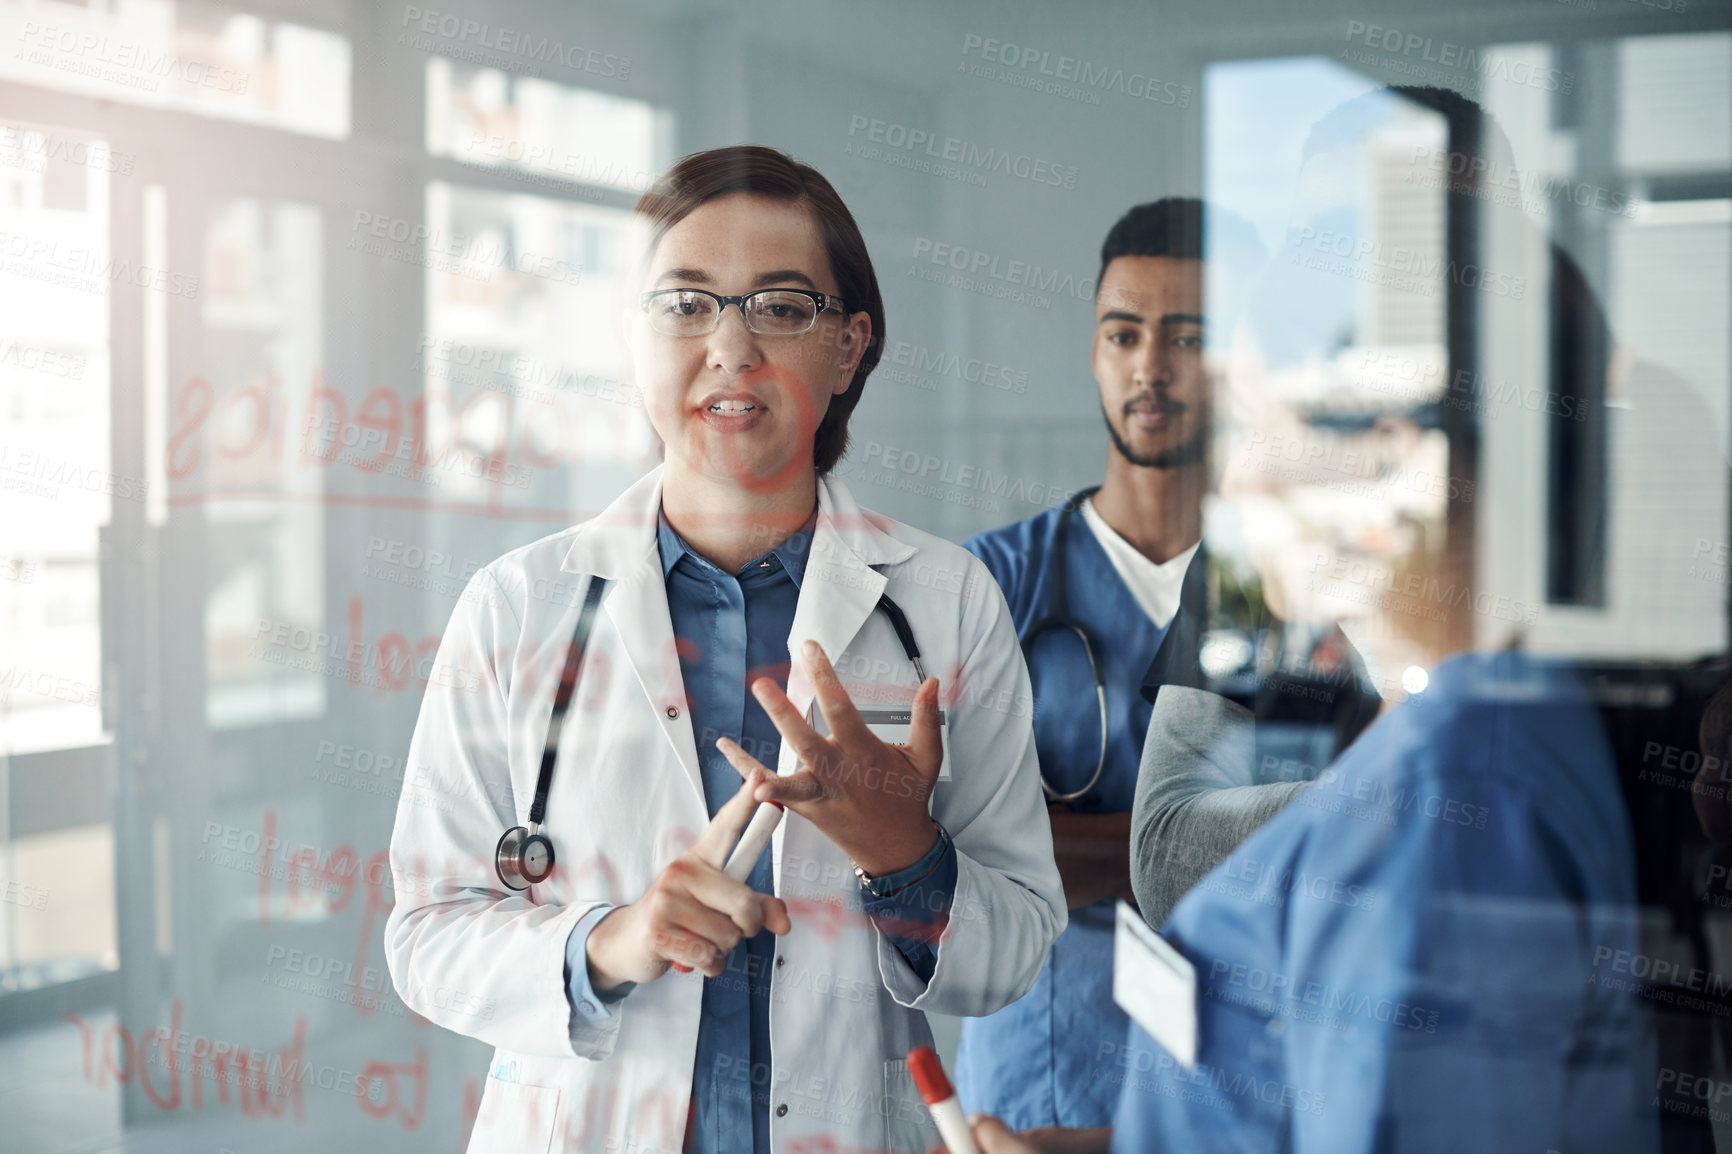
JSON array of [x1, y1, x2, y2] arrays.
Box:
[[954, 504, 1178, 1129], [1110, 651, 1658, 1153]]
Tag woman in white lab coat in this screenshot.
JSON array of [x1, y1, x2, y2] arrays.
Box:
[[384, 144, 1065, 1154]]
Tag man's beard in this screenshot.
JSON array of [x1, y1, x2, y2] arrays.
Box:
[[1102, 401, 1209, 469]]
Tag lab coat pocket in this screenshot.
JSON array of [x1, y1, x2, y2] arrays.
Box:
[[469, 1075, 561, 1154], [881, 1057, 941, 1154]]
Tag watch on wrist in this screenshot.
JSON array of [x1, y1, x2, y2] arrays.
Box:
[[852, 819, 948, 899]]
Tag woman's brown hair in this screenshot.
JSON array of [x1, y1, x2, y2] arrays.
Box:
[[634, 144, 883, 474]]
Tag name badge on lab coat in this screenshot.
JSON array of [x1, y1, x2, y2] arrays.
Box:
[[1113, 900, 1197, 1069], [807, 705, 951, 782]]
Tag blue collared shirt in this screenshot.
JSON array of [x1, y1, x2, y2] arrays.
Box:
[[562, 509, 955, 1154]]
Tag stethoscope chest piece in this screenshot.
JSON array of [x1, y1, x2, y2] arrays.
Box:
[[496, 824, 555, 891]]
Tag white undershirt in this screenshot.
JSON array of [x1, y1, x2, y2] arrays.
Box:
[[1078, 496, 1200, 630]]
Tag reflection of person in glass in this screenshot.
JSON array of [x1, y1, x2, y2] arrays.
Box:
[[953, 87, 1671, 1154], [384, 145, 1064, 1154]]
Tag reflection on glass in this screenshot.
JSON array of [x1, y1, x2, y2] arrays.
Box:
[[1616, 33, 1732, 172], [1208, 70, 1455, 701], [196, 200, 326, 728], [421, 180, 657, 514], [1208, 43, 1730, 699], [0, 824, 116, 992], [426, 56, 666, 195], [0, 4, 1722, 1151], [0, 3, 350, 138], [0, 121, 115, 995], [0, 123, 110, 755]]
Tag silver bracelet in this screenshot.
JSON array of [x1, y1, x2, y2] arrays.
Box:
[[853, 820, 949, 899]]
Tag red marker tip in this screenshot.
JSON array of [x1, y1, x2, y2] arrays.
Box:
[[907, 1045, 954, 1106]]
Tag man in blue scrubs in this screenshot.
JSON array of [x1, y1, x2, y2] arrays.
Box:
[[955, 199, 1272, 1130]]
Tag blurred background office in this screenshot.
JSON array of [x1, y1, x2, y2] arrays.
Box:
[[0, 0, 1727, 1150]]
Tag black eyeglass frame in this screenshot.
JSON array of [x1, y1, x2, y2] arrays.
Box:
[[638, 287, 851, 335]]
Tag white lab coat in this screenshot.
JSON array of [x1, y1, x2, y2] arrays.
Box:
[[385, 466, 1066, 1154]]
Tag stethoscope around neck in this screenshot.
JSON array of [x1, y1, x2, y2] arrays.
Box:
[[1022, 486, 1109, 804], [495, 576, 610, 891], [495, 573, 929, 891]]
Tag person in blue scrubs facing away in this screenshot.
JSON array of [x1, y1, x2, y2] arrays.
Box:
[[941, 85, 1681, 1154], [952, 651, 1659, 1154], [1109, 652, 1656, 1154], [953, 198, 1267, 1130]]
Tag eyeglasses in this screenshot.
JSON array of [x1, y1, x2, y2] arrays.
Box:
[[639, 288, 849, 337]]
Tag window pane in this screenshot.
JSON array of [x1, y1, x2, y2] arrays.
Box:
[[1616, 33, 1732, 172], [421, 180, 656, 513], [0, 2, 351, 139], [191, 199, 327, 728], [0, 121, 111, 755], [0, 824, 115, 991], [426, 57, 665, 194]]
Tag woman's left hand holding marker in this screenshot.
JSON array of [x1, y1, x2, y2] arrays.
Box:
[[584, 768, 792, 991]]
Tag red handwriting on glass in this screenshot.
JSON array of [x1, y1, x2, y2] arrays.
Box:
[[64, 1003, 429, 1131], [253, 810, 393, 1017], [64, 1001, 307, 1121]]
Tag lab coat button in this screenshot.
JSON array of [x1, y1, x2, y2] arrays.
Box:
[[665, 705, 680, 719], [580, 1000, 595, 1014], [776, 1104, 788, 1117], [1266, 1017, 1285, 1037], [775, 955, 785, 967]]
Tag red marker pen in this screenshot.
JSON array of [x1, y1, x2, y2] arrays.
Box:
[[909, 1045, 980, 1154]]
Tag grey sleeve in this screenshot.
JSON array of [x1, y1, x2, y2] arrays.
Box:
[[1130, 686, 1311, 928]]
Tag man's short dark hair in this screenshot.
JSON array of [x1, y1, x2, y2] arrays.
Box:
[[1098, 197, 1207, 287], [1096, 197, 1266, 310]]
